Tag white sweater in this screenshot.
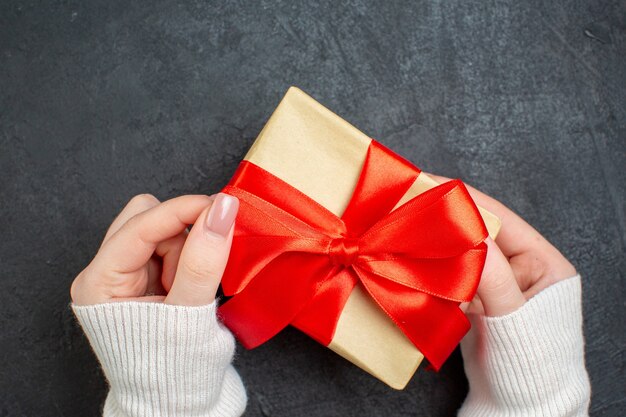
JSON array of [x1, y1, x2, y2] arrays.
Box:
[[72, 275, 590, 417]]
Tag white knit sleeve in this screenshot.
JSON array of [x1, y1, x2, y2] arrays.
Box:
[[459, 275, 591, 417], [72, 301, 247, 417]]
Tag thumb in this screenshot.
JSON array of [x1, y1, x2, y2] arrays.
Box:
[[165, 193, 239, 306], [477, 237, 526, 317]]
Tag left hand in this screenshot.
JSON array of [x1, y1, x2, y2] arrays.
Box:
[[70, 192, 239, 306]]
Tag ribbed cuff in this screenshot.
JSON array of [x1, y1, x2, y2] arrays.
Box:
[[459, 275, 591, 417], [72, 301, 247, 417]]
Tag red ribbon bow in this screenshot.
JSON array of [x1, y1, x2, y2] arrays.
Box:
[[220, 140, 488, 370]]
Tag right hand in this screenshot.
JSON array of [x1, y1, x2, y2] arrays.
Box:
[[429, 174, 577, 317]]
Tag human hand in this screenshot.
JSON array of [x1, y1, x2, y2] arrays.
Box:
[[429, 175, 577, 317], [70, 192, 239, 306]]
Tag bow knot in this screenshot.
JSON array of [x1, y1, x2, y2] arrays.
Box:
[[329, 237, 360, 267]]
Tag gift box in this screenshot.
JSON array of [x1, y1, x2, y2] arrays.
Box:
[[219, 87, 501, 389]]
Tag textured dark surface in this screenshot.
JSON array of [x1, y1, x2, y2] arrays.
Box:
[[1, 1, 625, 416]]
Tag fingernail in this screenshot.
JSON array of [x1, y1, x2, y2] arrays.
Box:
[[205, 193, 239, 237]]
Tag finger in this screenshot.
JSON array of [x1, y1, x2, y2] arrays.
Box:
[[97, 195, 214, 273], [425, 173, 548, 257], [155, 232, 188, 293], [101, 194, 160, 247], [141, 232, 190, 296], [509, 248, 577, 297], [145, 255, 165, 295], [476, 238, 526, 317], [165, 193, 239, 306], [460, 295, 484, 315]]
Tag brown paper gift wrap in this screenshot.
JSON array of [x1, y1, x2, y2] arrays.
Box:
[[238, 87, 501, 389]]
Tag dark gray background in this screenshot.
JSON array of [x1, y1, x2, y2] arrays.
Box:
[[1, 1, 624, 416]]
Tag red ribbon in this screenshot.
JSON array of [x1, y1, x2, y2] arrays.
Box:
[[219, 140, 488, 370]]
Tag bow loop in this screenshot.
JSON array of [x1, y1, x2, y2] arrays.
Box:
[[358, 245, 487, 302], [360, 180, 488, 259]]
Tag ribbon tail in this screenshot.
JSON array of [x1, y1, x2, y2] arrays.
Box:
[[291, 267, 359, 345], [219, 254, 334, 349], [357, 269, 470, 370]]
